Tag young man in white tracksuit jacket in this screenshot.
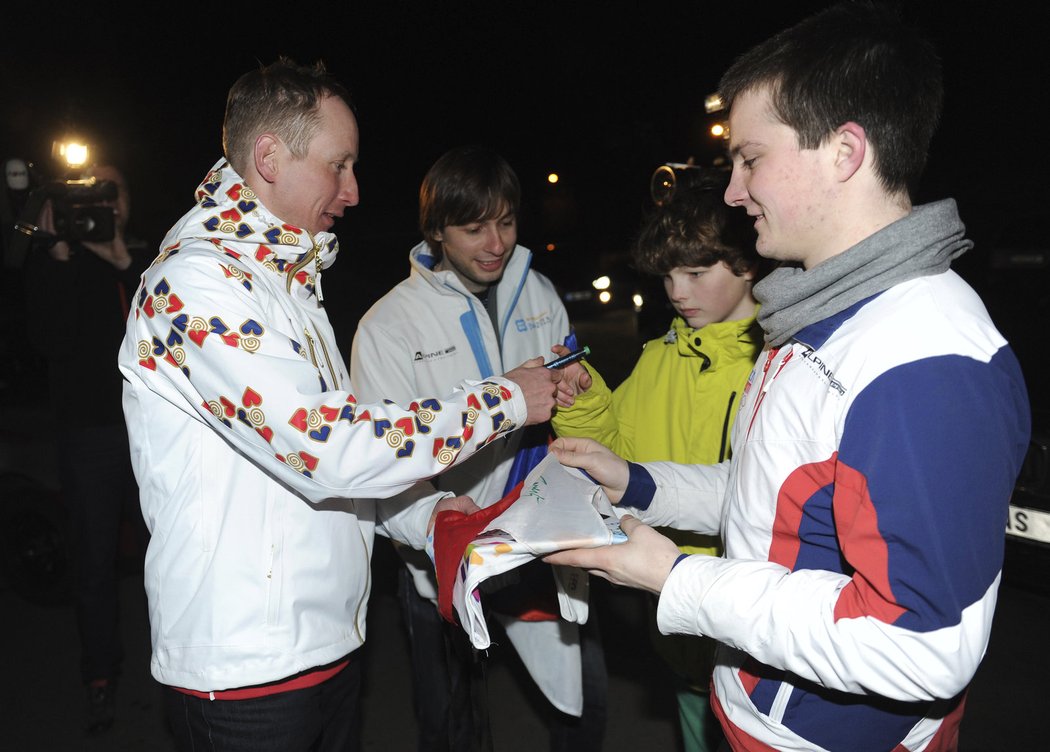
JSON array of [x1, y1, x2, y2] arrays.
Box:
[[351, 146, 606, 751], [544, 6, 1031, 751]]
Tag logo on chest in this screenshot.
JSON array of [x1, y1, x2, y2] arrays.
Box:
[[414, 344, 458, 362], [514, 311, 553, 332], [800, 347, 846, 396]]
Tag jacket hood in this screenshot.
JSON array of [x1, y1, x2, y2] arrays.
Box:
[[161, 157, 341, 280]]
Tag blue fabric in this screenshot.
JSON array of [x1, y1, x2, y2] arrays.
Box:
[[460, 308, 494, 380], [501, 330, 578, 495], [620, 463, 657, 510]]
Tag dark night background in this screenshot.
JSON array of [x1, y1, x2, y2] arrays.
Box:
[[2, 2, 1046, 369]]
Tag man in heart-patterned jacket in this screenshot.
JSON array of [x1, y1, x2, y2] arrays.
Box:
[[117, 58, 561, 751]]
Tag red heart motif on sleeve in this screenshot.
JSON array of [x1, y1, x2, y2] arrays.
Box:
[[188, 329, 208, 347], [219, 397, 236, 417], [299, 452, 318, 471], [257, 426, 274, 443], [166, 295, 184, 314], [289, 408, 308, 432], [242, 387, 262, 407]]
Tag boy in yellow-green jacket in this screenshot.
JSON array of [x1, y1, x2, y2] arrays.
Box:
[[551, 168, 769, 752]]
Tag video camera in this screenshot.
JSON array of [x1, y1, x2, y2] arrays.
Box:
[[25, 176, 118, 243], [650, 163, 730, 207]]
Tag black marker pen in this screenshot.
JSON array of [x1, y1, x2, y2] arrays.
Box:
[[544, 346, 590, 369]]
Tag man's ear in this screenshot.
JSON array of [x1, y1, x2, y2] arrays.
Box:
[[833, 121, 867, 182], [254, 134, 281, 183]]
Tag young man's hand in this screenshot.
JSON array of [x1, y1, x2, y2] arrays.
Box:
[[549, 343, 592, 406], [549, 436, 629, 502], [544, 514, 682, 594]]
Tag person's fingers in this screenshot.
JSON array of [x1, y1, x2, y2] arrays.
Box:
[[543, 547, 594, 569], [616, 514, 641, 536]]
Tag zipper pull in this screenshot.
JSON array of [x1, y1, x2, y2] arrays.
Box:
[[313, 245, 325, 305]]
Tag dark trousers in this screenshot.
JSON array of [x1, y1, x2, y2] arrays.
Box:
[[548, 609, 607, 752], [163, 658, 363, 752], [399, 565, 489, 752], [56, 423, 142, 685], [397, 565, 608, 752]]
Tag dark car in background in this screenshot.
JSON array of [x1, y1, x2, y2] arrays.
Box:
[[959, 215, 1050, 595], [1006, 431, 1050, 594], [536, 247, 646, 320]]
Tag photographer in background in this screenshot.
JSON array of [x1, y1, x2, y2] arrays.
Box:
[[2, 157, 39, 396], [22, 162, 150, 735]]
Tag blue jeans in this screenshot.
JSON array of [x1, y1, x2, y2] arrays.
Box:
[[162, 658, 363, 752]]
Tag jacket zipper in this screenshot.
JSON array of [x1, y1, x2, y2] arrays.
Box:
[[719, 391, 738, 462], [745, 347, 793, 440], [288, 242, 340, 389], [303, 328, 341, 390], [285, 241, 325, 304], [352, 509, 368, 642]]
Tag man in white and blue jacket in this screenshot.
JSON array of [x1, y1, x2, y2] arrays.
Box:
[[545, 5, 1031, 751], [352, 145, 606, 751]]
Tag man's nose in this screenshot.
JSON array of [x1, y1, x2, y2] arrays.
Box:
[[724, 170, 746, 207], [483, 225, 505, 253], [340, 173, 360, 207]]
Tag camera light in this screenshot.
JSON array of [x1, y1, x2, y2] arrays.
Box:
[[52, 139, 90, 169], [598, 291, 612, 304], [591, 275, 611, 291]]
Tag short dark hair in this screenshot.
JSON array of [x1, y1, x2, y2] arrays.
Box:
[[632, 169, 763, 279], [718, 1, 942, 197], [419, 146, 521, 258], [223, 57, 355, 174]]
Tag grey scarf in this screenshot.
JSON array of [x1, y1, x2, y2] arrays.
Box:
[[753, 199, 972, 346]]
